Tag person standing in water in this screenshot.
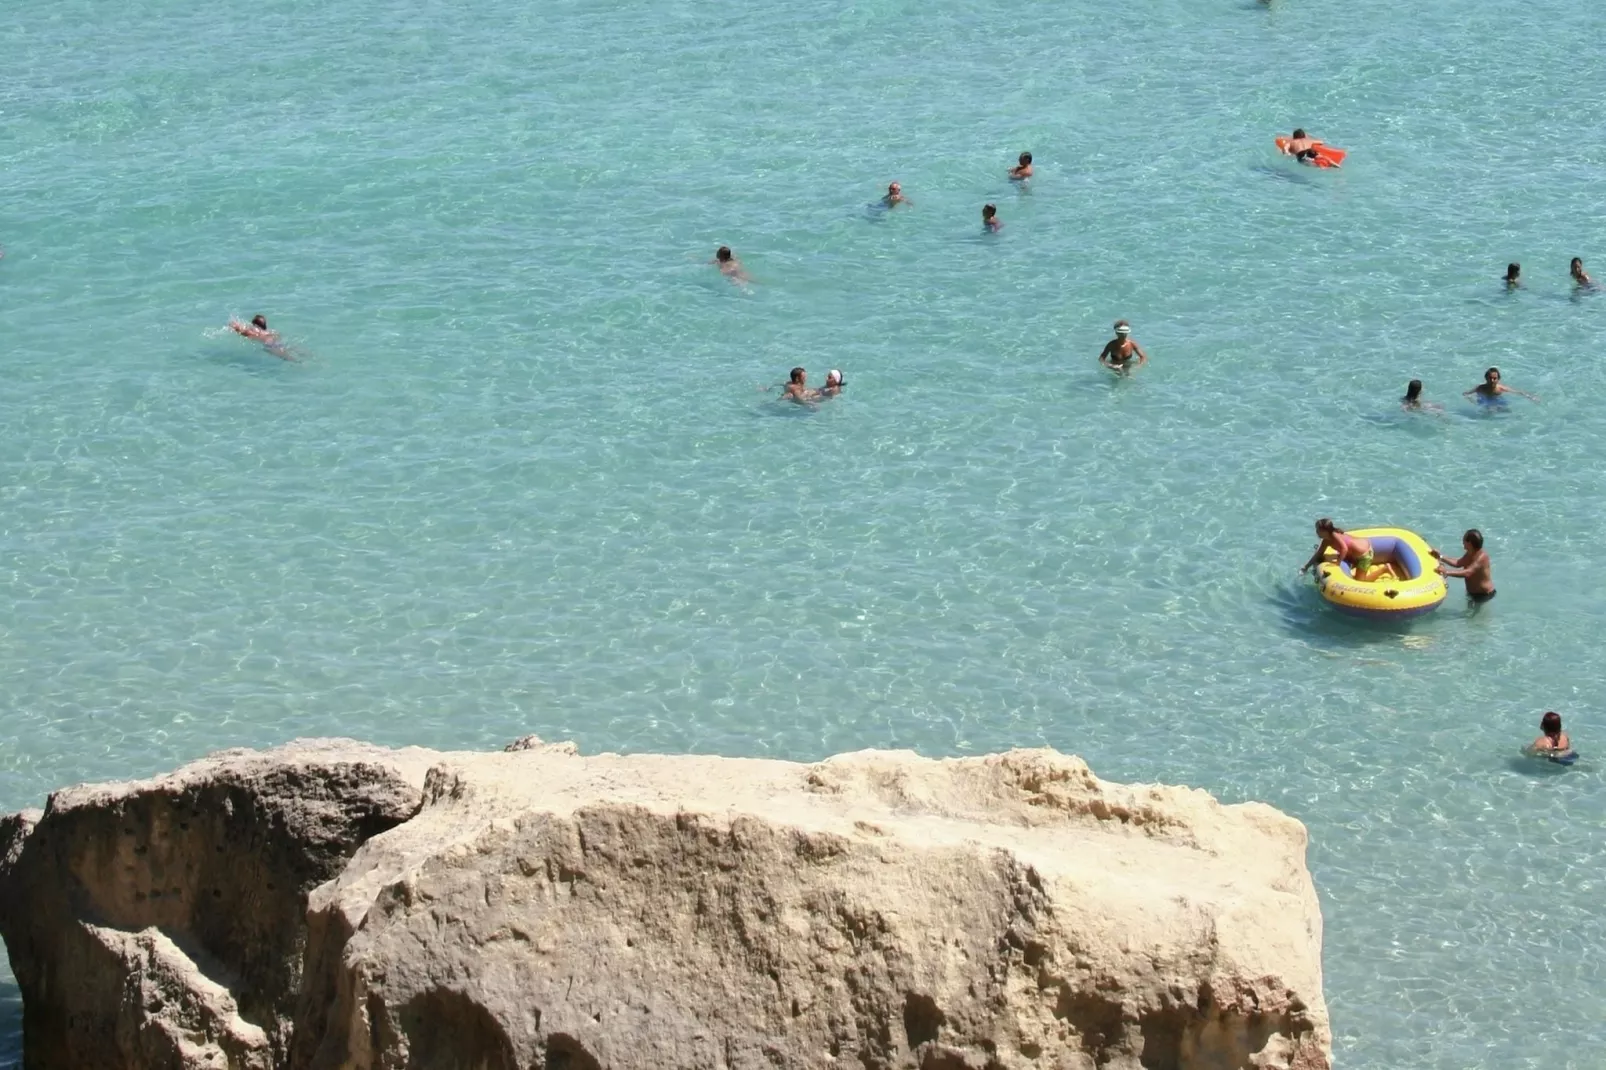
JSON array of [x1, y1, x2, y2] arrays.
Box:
[[820, 369, 845, 397], [1465, 367, 1537, 404], [1571, 258, 1595, 289], [881, 182, 910, 208], [1503, 263, 1522, 290], [981, 204, 1001, 232], [1008, 152, 1034, 180], [1431, 528, 1496, 603], [1301, 519, 1386, 582], [1099, 321, 1149, 375], [713, 246, 750, 283], [1529, 712, 1573, 758], [781, 367, 817, 404]]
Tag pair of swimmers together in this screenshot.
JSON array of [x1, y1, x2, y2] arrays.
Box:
[[780, 366, 845, 404], [1504, 260, 1594, 290], [1402, 368, 1538, 411], [1300, 519, 1496, 602]]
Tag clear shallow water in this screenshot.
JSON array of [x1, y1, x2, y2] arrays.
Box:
[[4, 0, 1606, 1064]]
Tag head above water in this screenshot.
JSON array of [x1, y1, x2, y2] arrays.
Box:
[[1114, 320, 1131, 336], [982, 204, 997, 220], [826, 369, 843, 387], [1462, 528, 1484, 550], [251, 315, 268, 330], [1018, 151, 1032, 165], [1572, 257, 1586, 278], [1485, 367, 1501, 383], [1505, 262, 1520, 280], [1292, 128, 1307, 140], [888, 182, 901, 195], [789, 367, 806, 384], [1541, 711, 1562, 736], [1314, 517, 1342, 536], [716, 246, 733, 262], [1405, 379, 1422, 401]]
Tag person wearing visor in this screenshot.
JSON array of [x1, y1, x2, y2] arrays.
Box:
[[1098, 320, 1149, 375]]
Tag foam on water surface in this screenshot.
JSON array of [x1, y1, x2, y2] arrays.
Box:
[[4, 0, 1606, 1065]]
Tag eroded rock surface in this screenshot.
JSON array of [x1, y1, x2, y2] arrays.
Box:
[[2, 741, 1330, 1070]]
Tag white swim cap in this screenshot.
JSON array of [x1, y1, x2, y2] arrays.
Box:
[[827, 369, 843, 385], [1114, 323, 1131, 335]]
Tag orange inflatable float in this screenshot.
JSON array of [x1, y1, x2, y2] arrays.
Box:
[[1275, 137, 1346, 168]]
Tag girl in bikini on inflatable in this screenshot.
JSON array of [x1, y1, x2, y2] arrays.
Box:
[[1300, 518, 1386, 582]]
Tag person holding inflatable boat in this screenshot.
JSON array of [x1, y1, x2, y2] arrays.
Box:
[[1300, 519, 1387, 582]]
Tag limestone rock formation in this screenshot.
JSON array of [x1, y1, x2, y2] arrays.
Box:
[[1, 740, 1331, 1070]]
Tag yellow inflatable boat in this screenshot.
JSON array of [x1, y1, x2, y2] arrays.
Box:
[[1314, 527, 1447, 619]]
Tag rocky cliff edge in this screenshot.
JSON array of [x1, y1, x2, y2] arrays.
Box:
[[0, 739, 1329, 1070]]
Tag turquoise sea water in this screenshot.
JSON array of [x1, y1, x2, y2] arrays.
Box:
[[4, 0, 1606, 1064]]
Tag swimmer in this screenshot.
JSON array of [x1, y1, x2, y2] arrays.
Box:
[[1098, 321, 1149, 375], [1503, 262, 1521, 290], [228, 315, 294, 360], [1301, 518, 1386, 582], [1281, 128, 1320, 164], [781, 367, 818, 404], [1571, 258, 1595, 289], [1430, 528, 1495, 603], [881, 182, 910, 208], [981, 204, 1002, 232], [1401, 379, 1442, 413], [1465, 367, 1537, 404], [821, 369, 845, 397], [1008, 152, 1034, 180], [713, 246, 750, 283], [1528, 711, 1573, 758]]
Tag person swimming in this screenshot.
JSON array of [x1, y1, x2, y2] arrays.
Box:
[[1301, 518, 1386, 582], [713, 246, 750, 283], [1430, 528, 1495, 603], [1528, 711, 1574, 760], [820, 369, 845, 397], [1098, 321, 1149, 375], [1008, 152, 1033, 180], [1504, 262, 1521, 290], [1465, 367, 1537, 404], [1401, 379, 1442, 412], [229, 315, 293, 360], [1282, 128, 1320, 164], [881, 182, 910, 208], [1571, 257, 1595, 289], [981, 204, 1001, 232]]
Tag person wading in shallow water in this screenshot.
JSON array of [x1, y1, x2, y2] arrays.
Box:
[[1431, 528, 1495, 604]]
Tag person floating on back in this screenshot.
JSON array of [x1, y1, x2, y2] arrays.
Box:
[[1008, 152, 1033, 180], [229, 314, 293, 361], [1466, 366, 1537, 404], [1301, 518, 1386, 582], [1099, 321, 1150, 375], [1528, 712, 1574, 760], [713, 246, 750, 283], [1503, 262, 1522, 290], [1571, 258, 1595, 289], [1430, 528, 1495, 603], [881, 182, 910, 208], [981, 204, 1002, 232]]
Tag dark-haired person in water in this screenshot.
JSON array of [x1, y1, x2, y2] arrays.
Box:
[[781, 367, 817, 404], [1099, 321, 1149, 375], [1571, 258, 1595, 289], [1430, 528, 1495, 603], [229, 314, 293, 360], [1529, 712, 1573, 758], [1503, 262, 1522, 290], [1281, 128, 1319, 164], [1466, 367, 1537, 404], [713, 246, 750, 283], [981, 204, 1001, 232], [1009, 152, 1034, 180], [1401, 379, 1442, 412]]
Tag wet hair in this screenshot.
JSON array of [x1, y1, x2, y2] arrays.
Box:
[[1315, 517, 1341, 535], [1505, 262, 1520, 280], [1018, 151, 1032, 165], [251, 315, 268, 329], [1292, 128, 1307, 139], [1404, 379, 1422, 401], [1485, 367, 1500, 381], [789, 367, 805, 383], [1462, 528, 1483, 549], [982, 204, 997, 219], [716, 246, 732, 262], [1541, 711, 1562, 734]]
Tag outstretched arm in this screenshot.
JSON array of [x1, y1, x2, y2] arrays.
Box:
[[1301, 541, 1329, 574]]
